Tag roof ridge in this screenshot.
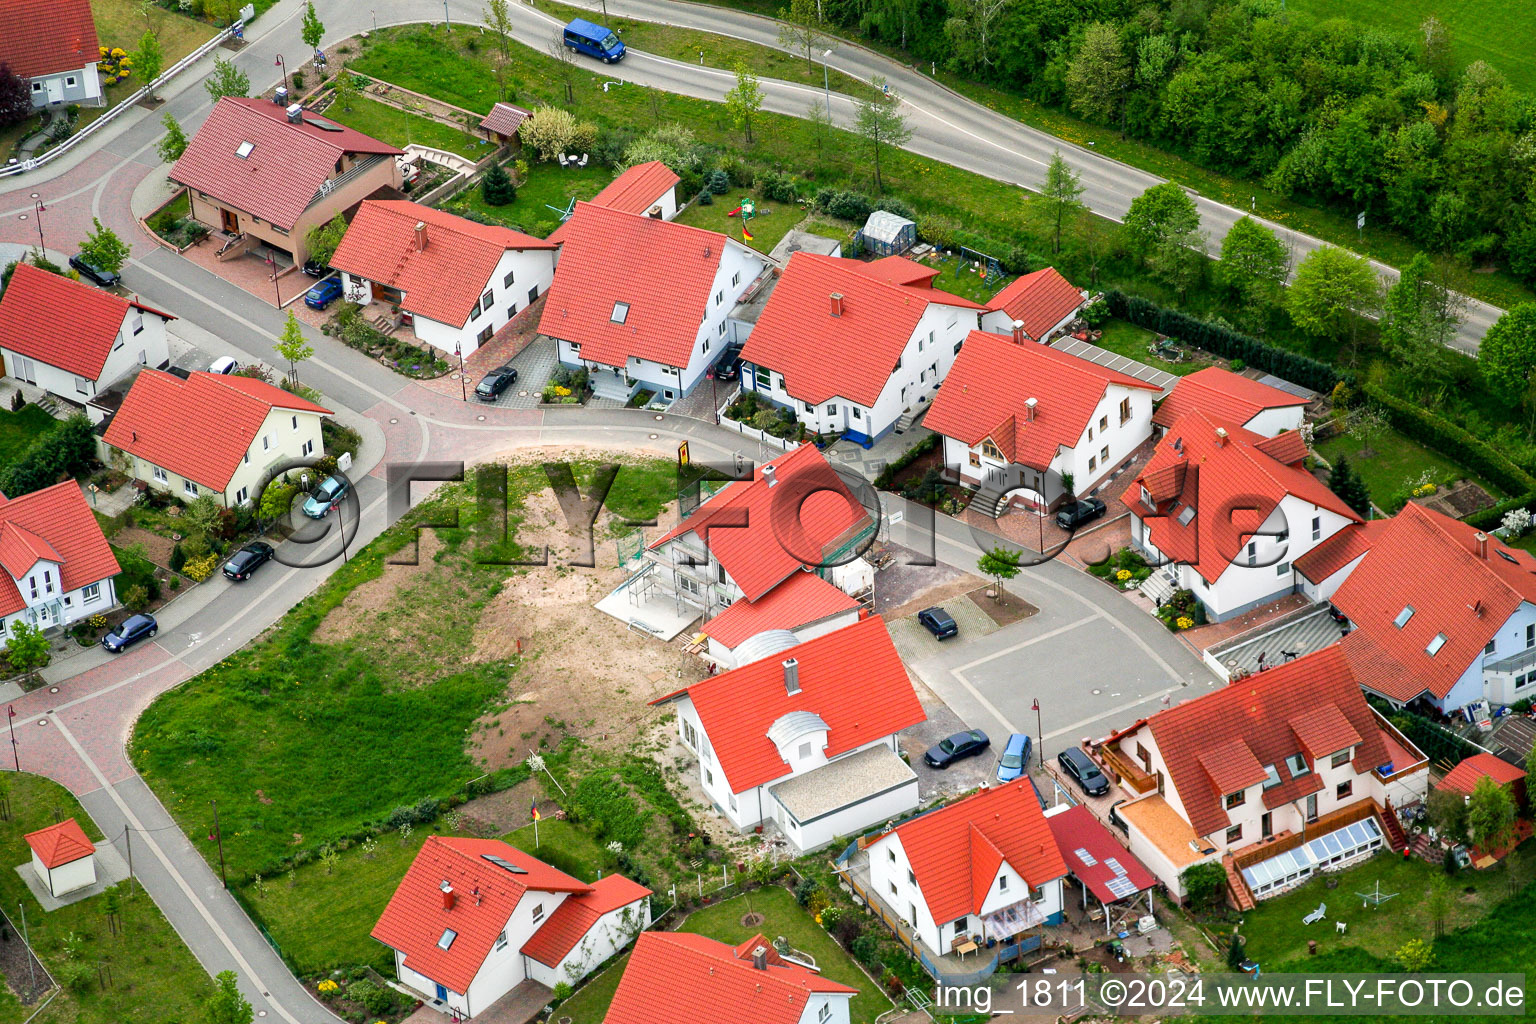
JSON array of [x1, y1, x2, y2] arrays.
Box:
[[1402, 502, 1522, 603], [571, 200, 733, 253], [800, 252, 975, 310]]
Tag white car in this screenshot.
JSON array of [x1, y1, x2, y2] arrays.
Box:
[[209, 356, 239, 375]]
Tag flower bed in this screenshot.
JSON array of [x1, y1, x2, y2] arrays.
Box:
[[1087, 547, 1153, 591], [541, 367, 589, 405], [1156, 588, 1205, 632], [723, 390, 804, 441], [324, 307, 450, 379], [146, 192, 209, 250]]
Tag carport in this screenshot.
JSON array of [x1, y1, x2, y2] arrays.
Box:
[[1046, 804, 1157, 935]]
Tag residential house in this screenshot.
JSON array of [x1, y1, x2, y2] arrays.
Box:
[[739, 253, 984, 445], [0, 263, 173, 408], [603, 931, 856, 1024], [977, 267, 1087, 343], [539, 201, 764, 402], [585, 160, 680, 220], [170, 97, 403, 268], [478, 102, 533, 146], [330, 200, 558, 357], [651, 616, 925, 852], [24, 819, 96, 898], [1123, 410, 1358, 622], [0, 479, 119, 636], [700, 569, 862, 669], [1435, 753, 1526, 807], [373, 835, 650, 1018], [863, 779, 1068, 965], [924, 330, 1160, 515], [101, 370, 332, 507], [0, 0, 101, 108], [1152, 367, 1309, 438], [1098, 645, 1427, 905]]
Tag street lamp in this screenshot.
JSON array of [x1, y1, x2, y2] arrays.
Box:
[[25, 193, 45, 255], [455, 342, 467, 401], [821, 48, 833, 118], [443, 0, 451, 30], [274, 54, 289, 95], [1031, 698, 1043, 769]]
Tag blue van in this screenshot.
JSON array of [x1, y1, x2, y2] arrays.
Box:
[[563, 18, 625, 63]]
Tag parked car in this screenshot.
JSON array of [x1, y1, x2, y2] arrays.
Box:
[[996, 733, 1033, 782], [563, 17, 625, 62], [222, 541, 275, 581], [709, 345, 743, 381], [208, 356, 239, 375], [1056, 497, 1107, 530], [304, 276, 344, 310], [475, 364, 519, 401], [102, 613, 157, 652], [1058, 747, 1110, 797], [301, 259, 330, 277], [917, 606, 958, 639], [924, 729, 990, 769], [69, 255, 119, 288], [1107, 799, 1128, 833], [302, 475, 350, 518]]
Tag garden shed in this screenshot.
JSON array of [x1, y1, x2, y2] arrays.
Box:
[[858, 210, 916, 257], [25, 818, 96, 898]]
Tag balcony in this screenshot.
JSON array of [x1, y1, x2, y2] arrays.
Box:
[[1099, 744, 1158, 795]]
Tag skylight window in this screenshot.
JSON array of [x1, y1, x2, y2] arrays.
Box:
[[1261, 764, 1282, 789], [438, 929, 457, 950], [1498, 549, 1519, 564], [610, 301, 630, 324], [1285, 752, 1310, 778], [1426, 632, 1448, 656], [235, 141, 254, 158], [1176, 504, 1196, 526], [1394, 605, 1415, 628]]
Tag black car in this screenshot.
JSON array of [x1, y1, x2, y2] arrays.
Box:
[[301, 259, 330, 277], [1056, 497, 1107, 530], [222, 541, 275, 581], [1107, 799, 1128, 832], [69, 255, 120, 288], [924, 729, 990, 768], [475, 364, 519, 401], [917, 606, 958, 639], [102, 613, 157, 652], [1058, 747, 1110, 797], [709, 345, 744, 381]]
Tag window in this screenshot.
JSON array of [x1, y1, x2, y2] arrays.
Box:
[[1331, 750, 1350, 768], [1247, 541, 1257, 566], [1226, 824, 1243, 844], [981, 440, 1003, 461], [82, 583, 100, 603], [888, 849, 896, 863], [1486, 638, 1498, 655], [235, 486, 249, 504], [153, 467, 168, 484], [717, 319, 726, 336], [183, 480, 198, 497], [889, 881, 898, 896], [798, 741, 812, 760], [262, 434, 271, 451], [704, 768, 713, 786], [1177, 504, 1196, 527], [528, 285, 540, 304], [1336, 780, 1353, 799], [969, 451, 981, 468], [66, 76, 77, 87], [1498, 549, 1519, 564], [438, 929, 457, 950], [482, 290, 494, 310], [41, 571, 51, 595], [63, 595, 71, 608], [1394, 605, 1415, 628], [1140, 485, 1153, 508], [504, 270, 516, 288], [755, 365, 772, 389], [132, 314, 144, 335], [1100, 445, 1109, 463], [1119, 397, 1132, 424], [954, 339, 963, 355], [1087, 426, 1094, 442], [852, 407, 862, 420], [1311, 515, 1322, 541], [729, 792, 737, 811], [74, 376, 90, 395], [1225, 790, 1246, 809], [1528, 623, 1535, 649], [907, 869, 916, 885], [826, 404, 837, 415], [1275, 561, 1291, 576], [1426, 632, 1448, 656], [682, 720, 697, 748], [531, 903, 545, 924], [997, 873, 1008, 890], [291, 415, 299, 430], [732, 271, 741, 287], [507, 304, 517, 319], [301, 439, 315, 456], [114, 331, 123, 351], [1262, 764, 1282, 789], [1286, 753, 1310, 777], [818, 1004, 831, 1024], [715, 290, 723, 306], [610, 301, 630, 323], [477, 325, 494, 343], [31, 82, 41, 92], [1099, 415, 1108, 432], [1089, 457, 1097, 472]]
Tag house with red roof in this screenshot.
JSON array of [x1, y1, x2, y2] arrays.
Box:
[[700, 570, 861, 668], [586, 160, 680, 220], [862, 779, 1068, 965], [539, 201, 765, 402], [1123, 410, 1358, 622], [651, 616, 925, 852], [978, 267, 1088, 344], [101, 370, 333, 507], [739, 252, 984, 445], [1100, 646, 1426, 904], [331, 200, 558, 357], [1436, 753, 1526, 806], [0, 264, 174, 407], [24, 818, 96, 897], [604, 931, 857, 1024], [0, 479, 120, 636], [372, 836, 650, 1018], [0, 0, 102, 109], [925, 331, 1160, 515], [170, 97, 403, 269], [1153, 367, 1309, 438]]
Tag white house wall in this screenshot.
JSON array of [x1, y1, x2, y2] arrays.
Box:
[[777, 772, 917, 853], [3, 308, 170, 401], [1298, 552, 1368, 604], [797, 993, 854, 1024], [707, 606, 861, 669], [1, 577, 116, 637], [31, 852, 95, 896], [1120, 809, 1212, 900], [463, 890, 574, 1014], [1241, 406, 1305, 438], [526, 898, 651, 989]]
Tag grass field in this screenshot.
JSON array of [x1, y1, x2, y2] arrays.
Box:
[[439, 160, 613, 237], [0, 773, 212, 1024], [1093, 319, 1206, 376], [0, 405, 61, 474], [1315, 428, 1488, 512], [91, 0, 217, 68], [323, 95, 488, 158], [674, 189, 802, 256], [560, 953, 630, 1024]]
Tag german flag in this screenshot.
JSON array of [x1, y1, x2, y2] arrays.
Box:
[[742, 221, 754, 242]]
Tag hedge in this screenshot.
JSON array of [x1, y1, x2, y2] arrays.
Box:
[[1360, 384, 1536, 500], [874, 433, 940, 490], [1104, 291, 1340, 393]]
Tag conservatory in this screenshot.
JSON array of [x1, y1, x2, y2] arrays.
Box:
[[1239, 817, 1385, 900]]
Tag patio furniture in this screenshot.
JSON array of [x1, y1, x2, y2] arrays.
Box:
[[577, 153, 589, 167], [953, 938, 979, 960], [1302, 902, 1326, 925], [558, 153, 570, 168]]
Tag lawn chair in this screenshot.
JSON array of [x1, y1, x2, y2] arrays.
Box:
[[558, 153, 569, 168], [577, 153, 589, 167], [1302, 902, 1326, 925]]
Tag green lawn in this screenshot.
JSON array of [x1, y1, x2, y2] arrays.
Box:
[[674, 189, 802, 258], [0, 405, 60, 474], [92, 0, 217, 70], [0, 110, 45, 165], [0, 773, 213, 1024], [927, 256, 1010, 305], [1316, 428, 1489, 513], [324, 95, 489, 159], [1093, 318, 1206, 376], [439, 160, 613, 237], [560, 953, 629, 1024]]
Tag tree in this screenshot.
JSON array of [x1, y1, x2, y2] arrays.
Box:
[[778, 0, 830, 75], [1327, 456, 1371, 516], [977, 545, 1021, 597], [0, 64, 28, 128], [1394, 939, 1434, 972], [854, 78, 911, 194], [331, 65, 358, 112], [1345, 404, 1389, 460], [300, 0, 325, 52], [1066, 23, 1130, 129], [943, 0, 1011, 72], [1225, 930, 1245, 970], [1526, 742, 1536, 817], [1426, 786, 1469, 845], [481, 162, 516, 205], [547, 32, 576, 105], [204, 55, 250, 102], [275, 310, 314, 387], [522, 105, 577, 161], [205, 970, 253, 1024], [1285, 246, 1381, 348], [182, 494, 223, 540], [484, 0, 514, 63], [1072, 215, 1114, 287], [1466, 774, 1517, 853], [133, 30, 164, 100], [1381, 252, 1464, 389], [724, 61, 763, 145], [1427, 876, 1451, 937], [805, 98, 834, 161], [79, 218, 131, 276], [4, 622, 50, 685], [1180, 862, 1226, 911], [1479, 304, 1536, 429], [303, 213, 347, 267], [1123, 182, 1199, 262], [1217, 216, 1288, 311], [157, 112, 188, 164], [1039, 151, 1084, 255]]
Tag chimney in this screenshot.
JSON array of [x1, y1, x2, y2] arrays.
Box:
[[829, 292, 844, 317], [414, 221, 428, 252], [1474, 532, 1489, 559], [763, 463, 777, 487], [752, 946, 768, 970], [285, 102, 302, 124], [1215, 426, 1229, 447], [440, 881, 455, 911], [783, 657, 800, 695], [1025, 397, 1038, 422], [648, 205, 663, 219], [1011, 318, 1026, 345]]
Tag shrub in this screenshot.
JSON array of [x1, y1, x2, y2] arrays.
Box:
[[552, 981, 573, 1002], [344, 979, 396, 1015], [706, 168, 730, 194], [794, 877, 820, 907], [1180, 861, 1226, 911], [0, 414, 97, 496], [873, 195, 914, 219], [168, 542, 186, 574], [115, 544, 161, 602], [818, 189, 873, 222], [570, 120, 599, 154], [122, 584, 149, 612], [758, 169, 798, 202], [520, 106, 577, 160], [917, 214, 961, 250], [481, 162, 516, 206], [851, 933, 880, 967], [183, 553, 220, 582]]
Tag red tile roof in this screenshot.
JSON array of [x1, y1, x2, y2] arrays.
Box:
[[860, 256, 940, 287], [649, 443, 872, 602], [650, 616, 923, 792], [102, 370, 332, 491], [741, 252, 983, 408], [985, 268, 1084, 341], [1120, 410, 1358, 584], [1331, 502, 1536, 703], [1046, 804, 1155, 904], [0, 0, 98, 79], [330, 201, 555, 329], [882, 778, 1068, 925], [1106, 646, 1392, 838], [24, 817, 94, 869], [0, 264, 175, 381], [538, 201, 743, 369], [479, 102, 532, 136], [925, 331, 1159, 469], [605, 931, 854, 1024], [1253, 430, 1308, 465], [1293, 520, 1384, 584], [1436, 753, 1525, 795], [702, 570, 860, 649], [1198, 738, 1269, 795], [1153, 367, 1308, 431], [0, 481, 118, 616], [588, 161, 680, 216], [169, 97, 402, 231], [371, 836, 593, 994], [521, 874, 650, 967]]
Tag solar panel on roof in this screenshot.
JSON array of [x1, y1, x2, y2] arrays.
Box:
[[1104, 857, 1127, 876], [481, 853, 527, 874], [1105, 876, 1139, 899], [1074, 847, 1097, 866]]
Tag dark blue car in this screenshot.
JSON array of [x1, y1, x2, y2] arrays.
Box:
[[304, 276, 343, 310], [102, 614, 157, 653]]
